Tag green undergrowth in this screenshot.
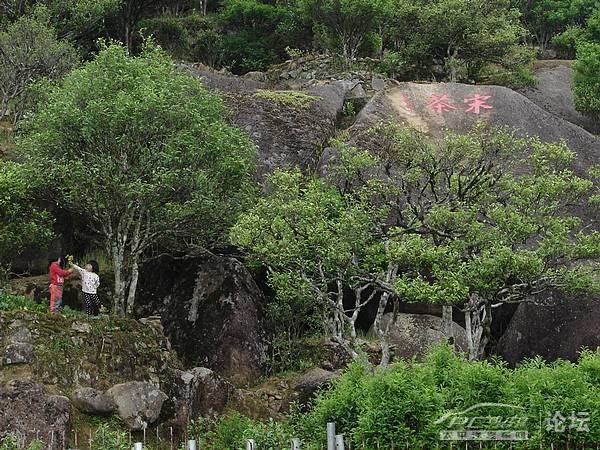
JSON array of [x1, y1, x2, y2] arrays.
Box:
[[192, 344, 600, 449]]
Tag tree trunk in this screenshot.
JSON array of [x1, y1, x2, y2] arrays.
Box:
[[111, 242, 126, 314], [442, 305, 453, 345], [463, 295, 491, 360], [374, 292, 391, 365], [126, 257, 139, 315]]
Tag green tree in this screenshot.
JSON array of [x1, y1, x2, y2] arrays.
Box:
[[17, 42, 257, 314], [374, 124, 598, 360], [0, 0, 121, 48], [0, 8, 78, 121], [231, 166, 383, 358], [0, 160, 53, 276], [573, 41, 600, 120], [522, 0, 597, 52], [301, 0, 386, 62], [216, 0, 311, 73], [232, 124, 598, 363], [418, 0, 526, 81]]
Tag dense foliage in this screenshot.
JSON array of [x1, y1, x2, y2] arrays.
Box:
[[190, 344, 600, 449], [0, 160, 52, 275], [573, 42, 600, 119], [16, 42, 257, 313], [232, 124, 599, 363], [0, 7, 78, 121]]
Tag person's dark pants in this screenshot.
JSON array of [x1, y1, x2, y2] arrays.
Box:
[[83, 292, 101, 316]]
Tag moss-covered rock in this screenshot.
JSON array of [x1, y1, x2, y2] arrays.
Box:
[[0, 309, 182, 392]]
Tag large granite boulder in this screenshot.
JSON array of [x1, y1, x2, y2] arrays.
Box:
[[380, 313, 468, 359], [107, 381, 167, 430], [167, 366, 234, 433], [0, 379, 70, 449], [347, 83, 598, 188], [136, 253, 266, 385], [183, 65, 351, 180], [72, 387, 116, 415], [495, 290, 600, 366], [519, 61, 600, 135], [0, 310, 180, 391]]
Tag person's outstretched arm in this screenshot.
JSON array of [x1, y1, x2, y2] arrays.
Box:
[[70, 263, 85, 278], [55, 264, 73, 278]]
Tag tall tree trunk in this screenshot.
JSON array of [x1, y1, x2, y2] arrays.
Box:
[[126, 257, 139, 315], [374, 292, 391, 365], [463, 295, 491, 360], [442, 305, 453, 345], [111, 242, 126, 314]]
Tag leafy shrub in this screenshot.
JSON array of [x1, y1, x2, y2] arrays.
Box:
[[342, 101, 357, 117], [219, 31, 278, 73], [552, 26, 587, 58], [287, 344, 600, 448], [216, 0, 311, 74], [0, 436, 44, 450], [573, 42, 600, 119], [353, 363, 443, 447], [190, 412, 291, 450], [376, 50, 409, 79], [479, 64, 537, 89], [0, 294, 47, 313], [137, 16, 191, 60]]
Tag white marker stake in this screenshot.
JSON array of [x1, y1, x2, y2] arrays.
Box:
[[246, 438, 256, 450], [335, 435, 345, 450], [188, 440, 197, 450], [134, 442, 143, 450], [327, 423, 336, 450], [291, 438, 301, 449]]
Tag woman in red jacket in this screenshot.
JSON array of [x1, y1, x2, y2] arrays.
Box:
[[48, 255, 73, 314]]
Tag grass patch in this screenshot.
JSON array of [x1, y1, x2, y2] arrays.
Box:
[[479, 64, 538, 89], [253, 89, 318, 109]]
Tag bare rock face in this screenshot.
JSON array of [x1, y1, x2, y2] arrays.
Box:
[[72, 387, 116, 415], [136, 253, 267, 385], [230, 367, 339, 420], [169, 367, 234, 427], [0, 379, 70, 449], [107, 381, 167, 430], [519, 61, 600, 135], [380, 313, 468, 360], [1, 320, 33, 366], [495, 290, 600, 366], [348, 83, 598, 185], [183, 65, 351, 181]]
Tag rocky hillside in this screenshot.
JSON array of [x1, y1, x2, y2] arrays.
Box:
[[519, 60, 600, 135], [0, 306, 249, 448]]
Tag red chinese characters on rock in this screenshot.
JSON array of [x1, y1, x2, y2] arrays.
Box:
[[426, 94, 457, 113], [401, 93, 415, 113], [464, 94, 493, 114], [422, 92, 494, 114]]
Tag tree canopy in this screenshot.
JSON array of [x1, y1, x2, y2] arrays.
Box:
[[17, 42, 257, 313], [0, 160, 52, 275], [232, 124, 599, 362]]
